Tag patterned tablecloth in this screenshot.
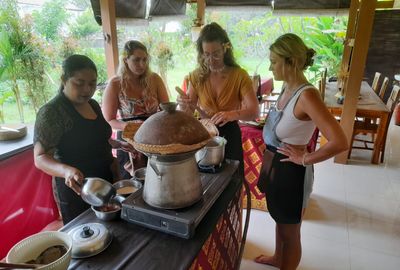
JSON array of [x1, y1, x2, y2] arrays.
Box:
[[240, 125, 319, 211], [240, 125, 268, 211], [189, 189, 242, 270]]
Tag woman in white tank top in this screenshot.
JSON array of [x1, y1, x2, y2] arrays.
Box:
[[255, 33, 348, 270]]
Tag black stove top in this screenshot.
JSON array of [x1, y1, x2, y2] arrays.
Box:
[[197, 162, 224, 174], [121, 160, 239, 239]]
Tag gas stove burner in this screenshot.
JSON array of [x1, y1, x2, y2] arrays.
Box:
[[197, 163, 223, 174]]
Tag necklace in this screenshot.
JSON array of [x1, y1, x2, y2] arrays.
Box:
[[209, 65, 226, 73]]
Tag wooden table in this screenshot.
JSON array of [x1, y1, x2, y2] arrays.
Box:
[[325, 81, 390, 164], [60, 163, 243, 270]]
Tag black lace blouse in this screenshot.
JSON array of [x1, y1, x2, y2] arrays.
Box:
[[34, 92, 114, 180]]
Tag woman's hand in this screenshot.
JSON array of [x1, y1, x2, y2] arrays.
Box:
[[119, 141, 135, 153], [63, 167, 84, 195], [211, 111, 238, 127], [176, 94, 193, 113], [277, 144, 308, 166], [109, 139, 135, 153]]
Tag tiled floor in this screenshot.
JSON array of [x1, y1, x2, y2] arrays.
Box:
[[240, 122, 400, 270]]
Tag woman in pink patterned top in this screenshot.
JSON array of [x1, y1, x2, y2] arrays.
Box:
[[102, 40, 169, 178]]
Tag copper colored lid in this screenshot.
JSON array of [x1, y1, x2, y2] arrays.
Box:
[[133, 102, 210, 153]]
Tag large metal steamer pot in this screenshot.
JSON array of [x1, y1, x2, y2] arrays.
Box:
[[143, 151, 202, 209], [127, 102, 211, 210]]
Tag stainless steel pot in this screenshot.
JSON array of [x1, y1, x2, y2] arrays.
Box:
[[195, 136, 227, 166], [143, 152, 202, 209]]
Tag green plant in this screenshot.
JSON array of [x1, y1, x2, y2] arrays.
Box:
[[31, 0, 68, 41], [69, 9, 101, 39], [304, 17, 347, 83]]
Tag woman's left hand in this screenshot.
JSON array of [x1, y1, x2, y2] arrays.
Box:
[[277, 144, 307, 165], [211, 111, 237, 127]]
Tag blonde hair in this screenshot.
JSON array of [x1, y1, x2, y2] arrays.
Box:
[[117, 40, 151, 94], [270, 33, 315, 72]]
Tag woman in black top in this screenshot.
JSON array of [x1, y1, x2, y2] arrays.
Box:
[[34, 55, 131, 224]]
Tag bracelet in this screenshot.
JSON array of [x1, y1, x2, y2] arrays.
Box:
[[302, 152, 308, 167]]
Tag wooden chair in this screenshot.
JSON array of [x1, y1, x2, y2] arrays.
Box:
[[371, 72, 381, 93], [378, 76, 389, 100], [318, 68, 327, 100], [348, 85, 400, 162]]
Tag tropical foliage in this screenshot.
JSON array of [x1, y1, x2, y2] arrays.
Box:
[[0, 0, 348, 123]]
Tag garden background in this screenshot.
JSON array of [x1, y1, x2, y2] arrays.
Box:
[[0, 0, 347, 124]]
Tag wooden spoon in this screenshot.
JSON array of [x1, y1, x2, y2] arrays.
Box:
[[0, 261, 43, 269], [174, 86, 209, 118]]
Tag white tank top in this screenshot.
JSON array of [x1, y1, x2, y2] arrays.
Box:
[[275, 86, 316, 145]]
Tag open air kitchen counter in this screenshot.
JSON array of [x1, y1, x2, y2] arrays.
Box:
[[60, 161, 244, 270], [0, 125, 60, 259]]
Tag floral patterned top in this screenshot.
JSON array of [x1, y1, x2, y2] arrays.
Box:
[[117, 73, 165, 119]]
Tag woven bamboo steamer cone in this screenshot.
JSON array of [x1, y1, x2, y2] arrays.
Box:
[[132, 138, 210, 155], [122, 122, 211, 155]]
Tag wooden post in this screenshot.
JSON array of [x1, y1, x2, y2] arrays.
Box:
[[197, 0, 206, 25], [335, 0, 377, 164], [100, 0, 118, 79], [339, 0, 358, 78]]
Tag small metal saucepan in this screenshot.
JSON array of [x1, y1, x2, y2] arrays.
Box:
[[195, 136, 227, 166], [80, 177, 116, 207]]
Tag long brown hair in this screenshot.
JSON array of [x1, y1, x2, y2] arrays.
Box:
[[195, 22, 239, 82], [117, 40, 151, 94]]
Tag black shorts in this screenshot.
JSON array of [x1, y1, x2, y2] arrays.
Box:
[[257, 146, 306, 224]]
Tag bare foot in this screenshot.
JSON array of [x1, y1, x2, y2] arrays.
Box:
[[254, 255, 281, 267]]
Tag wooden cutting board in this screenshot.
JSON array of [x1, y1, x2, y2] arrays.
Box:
[[0, 123, 27, 141]]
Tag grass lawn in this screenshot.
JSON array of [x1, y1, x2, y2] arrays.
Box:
[[2, 103, 36, 124]]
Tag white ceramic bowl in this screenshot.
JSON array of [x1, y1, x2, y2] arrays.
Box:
[[6, 231, 72, 270]]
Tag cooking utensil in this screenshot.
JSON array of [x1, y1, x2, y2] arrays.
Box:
[[67, 223, 112, 259], [113, 179, 142, 196], [91, 195, 125, 221], [195, 136, 227, 166], [0, 262, 42, 269], [80, 178, 116, 207], [175, 86, 209, 118], [144, 153, 203, 209]]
